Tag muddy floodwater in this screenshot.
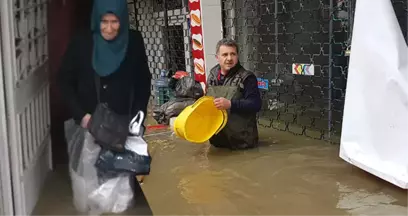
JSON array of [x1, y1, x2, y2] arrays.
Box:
[[33, 126, 407, 215]]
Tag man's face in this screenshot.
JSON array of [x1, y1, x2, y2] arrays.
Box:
[[216, 45, 238, 73], [100, 13, 120, 41]]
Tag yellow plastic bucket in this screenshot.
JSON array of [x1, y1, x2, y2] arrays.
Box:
[[174, 96, 228, 143]]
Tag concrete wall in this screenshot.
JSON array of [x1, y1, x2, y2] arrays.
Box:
[[200, 0, 223, 78]]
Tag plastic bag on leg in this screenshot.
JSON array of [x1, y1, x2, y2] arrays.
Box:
[[65, 119, 101, 213], [87, 173, 135, 214], [65, 119, 137, 215]]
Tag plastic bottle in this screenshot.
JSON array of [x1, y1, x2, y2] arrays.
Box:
[[155, 70, 170, 106]]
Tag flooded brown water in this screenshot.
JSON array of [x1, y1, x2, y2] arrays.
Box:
[[142, 127, 407, 215], [33, 122, 407, 215]]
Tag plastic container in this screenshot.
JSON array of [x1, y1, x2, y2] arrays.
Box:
[[173, 96, 228, 143], [154, 70, 172, 106]]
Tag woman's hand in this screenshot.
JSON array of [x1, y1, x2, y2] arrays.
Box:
[[81, 114, 92, 128]]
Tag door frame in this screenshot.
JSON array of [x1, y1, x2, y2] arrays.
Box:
[[0, 0, 53, 214], [0, 0, 25, 214], [0, 24, 15, 216]]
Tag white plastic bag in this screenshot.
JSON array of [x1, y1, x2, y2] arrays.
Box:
[[64, 119, 135, 215], [125, 111, 149, 156], [87, 173, 135, 214]]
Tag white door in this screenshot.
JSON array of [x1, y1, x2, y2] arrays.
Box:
[[0, 31, 14, 216], [0, 0, 52, 215]]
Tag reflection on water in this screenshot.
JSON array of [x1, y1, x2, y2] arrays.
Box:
[[336, 182, 407, 214], [177, 170, 230, 204], [142, 128, 407, 215]]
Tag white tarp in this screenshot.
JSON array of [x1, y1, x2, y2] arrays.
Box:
[[340, 0, 408, 189]]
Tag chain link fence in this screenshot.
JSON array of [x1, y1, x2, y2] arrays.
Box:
[[222, 0, 408, 142], [128, 0, 192, 105]]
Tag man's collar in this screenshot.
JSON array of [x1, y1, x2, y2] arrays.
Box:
[[216, 62, 243, 77]]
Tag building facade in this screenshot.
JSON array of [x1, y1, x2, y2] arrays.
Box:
[[0, 0, 407, 215]]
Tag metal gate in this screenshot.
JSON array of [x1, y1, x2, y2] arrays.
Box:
[[222, 0, 408, 143], [222, 0, 351, 142], [0, 0, 52, 215]]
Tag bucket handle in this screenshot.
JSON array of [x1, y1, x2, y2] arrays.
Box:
[[191, 96, 214, 109], [214, 110, 228, 135]]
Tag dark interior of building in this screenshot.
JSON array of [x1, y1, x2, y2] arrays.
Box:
[[49, 0, 93, 166]]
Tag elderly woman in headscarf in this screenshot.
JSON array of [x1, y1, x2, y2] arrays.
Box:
[[58, 0, 151, 131]]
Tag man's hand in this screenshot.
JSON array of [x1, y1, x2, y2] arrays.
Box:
[[81, 114, 91, 128], [214, 97, 231, 110]]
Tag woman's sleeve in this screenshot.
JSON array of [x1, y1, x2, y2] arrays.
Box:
[[57, 34, 87, 123], [132, 30, 152, 117]]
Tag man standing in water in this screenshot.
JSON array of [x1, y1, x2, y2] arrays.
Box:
[[206, 38, 262, 150]]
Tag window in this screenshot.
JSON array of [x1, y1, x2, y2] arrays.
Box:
[[165, 25, 186, 71], [153, 0, 183, 12]]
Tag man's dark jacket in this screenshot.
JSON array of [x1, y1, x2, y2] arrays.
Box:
[[206, 63, 262, 149]]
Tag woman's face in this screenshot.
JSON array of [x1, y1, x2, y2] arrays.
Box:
[[100, 13, 120, 40]]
